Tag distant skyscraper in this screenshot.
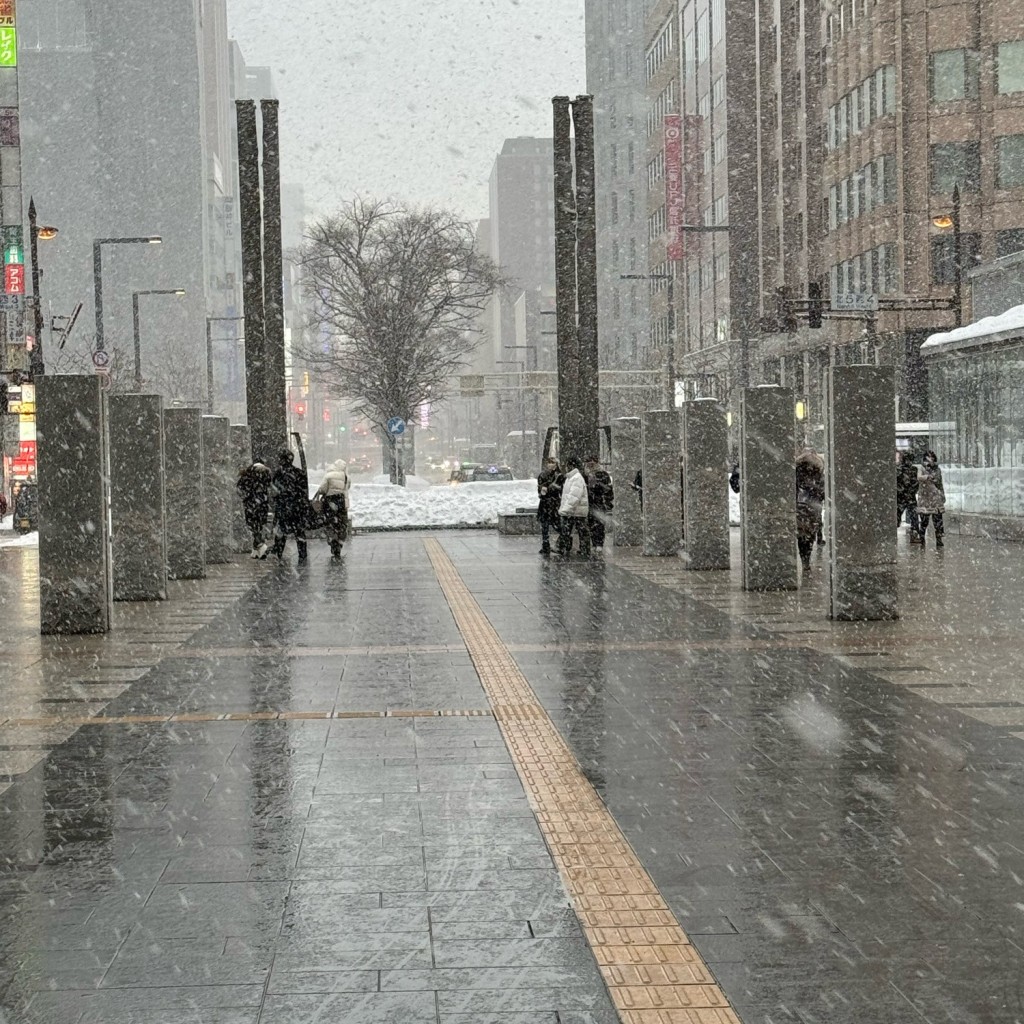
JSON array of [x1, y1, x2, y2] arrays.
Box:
[[585, 0, 653, 418], [18, 0, 241, 406]]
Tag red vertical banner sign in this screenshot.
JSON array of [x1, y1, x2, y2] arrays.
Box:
[[683, 114, 705, 250], [664, 115, 684, 261]]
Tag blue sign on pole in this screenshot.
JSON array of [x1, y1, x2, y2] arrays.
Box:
[[387, 417, 406, 436]]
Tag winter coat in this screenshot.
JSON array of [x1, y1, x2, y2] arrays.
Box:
[[729, 464, 741, 494], [559, 468, 589, 518], [537, 468, 564, 526], [272, 464, 309, 530], [916, 462, 945, 514], [587, 469, 614, 513], [795, 451, 825, 542], [237, 463, 272, 513], [896, 454, 919, 506], [315, 461, 352, 502]]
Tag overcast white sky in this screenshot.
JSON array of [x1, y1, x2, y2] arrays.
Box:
[[227, 0, 587, 222]]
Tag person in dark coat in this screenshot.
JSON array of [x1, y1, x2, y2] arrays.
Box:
[[896, 450, 920, 541], [795, 448, 825, 571], [237, 460, 273, 558], [270, 449, 309, 562], [536, 457, 563, 556], [584, 456, 614, 549], [632, 469, 643, 510]]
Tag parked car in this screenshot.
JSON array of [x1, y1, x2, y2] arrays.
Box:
[[448, 462, 483, 485], [469, 465, 514, 483]]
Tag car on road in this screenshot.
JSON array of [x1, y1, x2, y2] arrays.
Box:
[[469, 465, 515, 482]]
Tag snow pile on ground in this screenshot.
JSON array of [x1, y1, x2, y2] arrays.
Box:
[[0, 516, 38, 548], [350, 480, 539, 529]]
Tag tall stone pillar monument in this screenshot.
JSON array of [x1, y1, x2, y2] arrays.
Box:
[[108, 394, 167, 601], [611, 417, 642, 547], [640, 409, 682, 557], [164, 408, 206, 580], [682, 398, 730, 570], [826, 365, 898, 620], [740, 386, 797, 591], [36, 376, 112, 634]]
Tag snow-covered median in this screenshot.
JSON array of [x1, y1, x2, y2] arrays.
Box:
[[349, 480, 538, 529]]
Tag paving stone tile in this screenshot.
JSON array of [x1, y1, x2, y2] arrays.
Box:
[[257, 991, 438, 1024], [432, 937, 597, 969], [265, 969, 380, 994]]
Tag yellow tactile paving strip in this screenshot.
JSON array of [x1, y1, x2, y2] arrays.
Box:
[[424, 539, 741, 1024]]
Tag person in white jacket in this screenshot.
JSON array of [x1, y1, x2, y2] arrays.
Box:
[[557, 456, 591, 556], [314, 459, 352, 559]]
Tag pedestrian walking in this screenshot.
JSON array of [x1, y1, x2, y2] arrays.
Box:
[[313, 459, 351, 559], [584, 455, 614, 549], [270, 449, 309, 563], [896, 449, 920, 542], [795, 448, 825, 572], [558, 456, 591, 556], [632, 469, 643, 510], [236, 460, 273, 558], [916, 450, 945, 548], [536, 457, 563, 556]]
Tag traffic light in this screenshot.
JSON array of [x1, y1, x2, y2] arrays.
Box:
[[776, 287, 798, 333], [323, 408, 331, 423], [808, 281, 823, 329], [294, 401, 306, 421]]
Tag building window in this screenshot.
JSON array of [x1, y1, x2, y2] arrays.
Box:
[[697, 13, 710, 63], [997, 41, 1024, 95], [929, 49, 979, 102], [930, 232, 980, 285], [997, 135, 1024, 189], [698, 93, 711, 119], [714, 254, 727, 282], [712, 0, 725, 44], [713, 75, 725, 107], [629, 238, 637, 270], [996, 229, 1024, 258], [930, 141, 981, 194], [684, 30, 695, 74], [875, 65, 896, 117], [611, 192, 619, 224], [713, 135, 726, 165], [627, 142, 635, 175]]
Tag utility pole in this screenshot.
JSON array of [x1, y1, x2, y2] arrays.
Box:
[[552, 96, 579, 462], [951, 183, 963, 329], [235, 100, 267, 459], [572, 95, 600, 461], [261, 99, 289, 457]]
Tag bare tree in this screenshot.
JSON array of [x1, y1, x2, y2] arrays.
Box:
[[298, 198, 502, 483]]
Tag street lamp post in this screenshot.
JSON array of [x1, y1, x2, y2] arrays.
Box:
[[93, 236, 162, 355], [132, 289, 185, 392], [206, 315, 245, 415], [621, 272, 676, 409], [27, 199, 58, 378], [932, 183, 963, 328]]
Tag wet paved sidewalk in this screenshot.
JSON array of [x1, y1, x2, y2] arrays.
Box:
[[2, 529, 1024, 1023]]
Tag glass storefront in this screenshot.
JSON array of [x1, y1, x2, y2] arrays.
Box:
[[927, 338, 1024, 518]]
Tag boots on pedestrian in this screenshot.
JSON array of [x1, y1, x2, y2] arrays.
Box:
[[297, 541, 308, 562], [330, 540, 341, 559], [540, 543, 551, 555]]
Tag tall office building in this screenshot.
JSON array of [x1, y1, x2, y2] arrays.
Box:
[[485, 138, 557, 458], [18, 0, 242, 406], [585, 0, 653, 419]]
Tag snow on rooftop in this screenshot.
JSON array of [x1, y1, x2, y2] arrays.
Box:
[[922, 303, 1024, 353]]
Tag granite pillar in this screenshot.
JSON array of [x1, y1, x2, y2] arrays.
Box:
[[164, 408, 206, 580], [640, 409, 682, 557], [108, 394, 167, 601], [230, 424, 253, 554], [611, 417, 642, 547], [201, 415, 232, 564], [682, 398, 730, 570], [36, 375, 112, 634], [740, 385, 797, 591], [826, 365, 898, 620]]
